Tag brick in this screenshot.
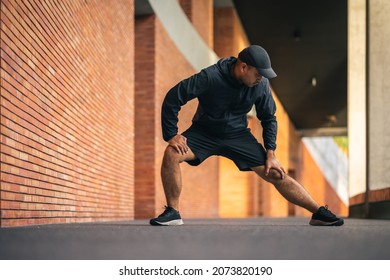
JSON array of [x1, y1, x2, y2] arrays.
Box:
[[1, 0, 135, 227]]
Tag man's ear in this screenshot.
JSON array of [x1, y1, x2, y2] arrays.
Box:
[[239, 61, 248, 72]]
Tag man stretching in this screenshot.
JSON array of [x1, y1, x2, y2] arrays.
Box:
[[150, 45, 344, 227]]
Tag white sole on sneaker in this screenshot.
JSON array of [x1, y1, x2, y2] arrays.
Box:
[[151, 219, 184, 226]]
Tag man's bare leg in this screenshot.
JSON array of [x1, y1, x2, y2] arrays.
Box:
[[252, 166, 320, 213], [161, 146, 197, 210]]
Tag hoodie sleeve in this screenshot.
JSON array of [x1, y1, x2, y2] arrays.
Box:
[[255, 79, 278, 151], [161, 69, 209, 141]]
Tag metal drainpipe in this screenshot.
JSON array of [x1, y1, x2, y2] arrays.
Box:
[[364, 0, 370, 218]]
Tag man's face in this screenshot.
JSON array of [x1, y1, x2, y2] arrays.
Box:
[[242, 65, 262, 87]]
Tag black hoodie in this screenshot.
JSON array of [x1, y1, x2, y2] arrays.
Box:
[[161, 57, 277, 151]]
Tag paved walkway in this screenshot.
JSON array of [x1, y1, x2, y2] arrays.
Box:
[[1, 217, 389, 259]]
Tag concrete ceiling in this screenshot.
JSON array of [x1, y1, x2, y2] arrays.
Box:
[[232, 0, 348, 136]]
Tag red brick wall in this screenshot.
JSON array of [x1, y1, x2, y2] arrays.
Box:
[[295, 145, 348, 217], [134, 15, 156, 218], [0, 0, 135, 227], [179, 0, 213, 48], [214, 7, 249, 59]]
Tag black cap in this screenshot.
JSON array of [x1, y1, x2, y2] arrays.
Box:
[[238, 45, 277, 79]]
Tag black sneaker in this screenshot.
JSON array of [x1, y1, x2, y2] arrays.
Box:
[[309, 205, 344, 226], [150, 206, 184, 226]]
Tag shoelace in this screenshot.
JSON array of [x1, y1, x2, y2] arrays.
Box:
[[158, 206, 172, 217], [320, 205, 336, 218]]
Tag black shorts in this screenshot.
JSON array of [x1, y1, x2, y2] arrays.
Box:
[[182, 124, 267, 171]]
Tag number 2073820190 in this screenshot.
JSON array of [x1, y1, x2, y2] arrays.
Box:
[[211, 266, 272, 276]]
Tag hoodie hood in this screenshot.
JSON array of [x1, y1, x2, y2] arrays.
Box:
[[215, 57, 242, 87]]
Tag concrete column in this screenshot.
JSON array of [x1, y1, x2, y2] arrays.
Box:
[[368, 0, 390, 191], [366, 0, 390, 218], [349, 0, 390, 218], [348, 0, 366, 199]]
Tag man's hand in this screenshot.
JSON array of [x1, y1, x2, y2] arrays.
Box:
[[265, 150, 286, 179], [168, 134, 189, 155]]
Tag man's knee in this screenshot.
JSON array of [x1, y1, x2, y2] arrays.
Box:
[[266, 169, 283, 181], [163, 146, 181, 164], [253, 166, 283, 182], [163, 145, 197, 165]]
